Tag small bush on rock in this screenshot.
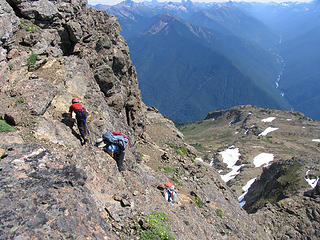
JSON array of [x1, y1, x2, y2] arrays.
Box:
[[195, 196, 203, 208], [216, 209, 224, 218], [138, 212, 176, 240], [0, 120, 15, 132], [158, 165, 176, 173], [27, 53, 38, 70], [165, 142, 188, 155]]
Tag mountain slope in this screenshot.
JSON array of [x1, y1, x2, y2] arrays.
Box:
[[236, 1, 320, 41], [186, 3, 279, 49], [178, 105, 320, 239], [280, 26, 320, 119], [129, 14, 287, 122]]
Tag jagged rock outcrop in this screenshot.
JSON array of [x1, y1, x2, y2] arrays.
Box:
[[1, 0, 144, 139], [243, 158, 320, 239]]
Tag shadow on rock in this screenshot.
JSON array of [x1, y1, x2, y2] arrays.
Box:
[[61, 113, 82, 144]]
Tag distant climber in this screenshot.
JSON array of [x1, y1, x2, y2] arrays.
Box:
[[69, 97, 89, 145], [164, 182, 178, 203], [97, 131, 130, 172]]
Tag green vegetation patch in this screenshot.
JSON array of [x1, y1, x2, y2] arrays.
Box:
[[195, 196, 203, 208], [250, 161, 305, 212], [17, 97, 25, 104], [20, 20, 39, 33], [158, 165, 176, 174], [27, 53, 38, 70], [215, 209, 224, 218], [277, 162, 304, 194], [137, 212, 176, 240], [0, 120, 15, 132], [165, 142, 188, 155], [171, 177, 183, 186]]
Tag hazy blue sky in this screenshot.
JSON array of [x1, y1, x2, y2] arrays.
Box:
[[88, 0, 313, 6]]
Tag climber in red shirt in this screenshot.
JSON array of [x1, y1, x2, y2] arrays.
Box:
[[69, 97, 89, 145]]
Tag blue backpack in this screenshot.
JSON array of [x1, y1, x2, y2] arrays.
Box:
[[102, 131, 130, 150]]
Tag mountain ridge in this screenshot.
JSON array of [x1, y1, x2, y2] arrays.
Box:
[[95, 0, 320, 121]]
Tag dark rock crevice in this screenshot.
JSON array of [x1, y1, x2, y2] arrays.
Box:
[[6, 0, 25, 19], [59, 24, 77, 56]]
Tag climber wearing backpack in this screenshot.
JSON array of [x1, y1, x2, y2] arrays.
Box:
[[69, 97, 89, 145], [164, 182, 178, 204], [97, 131, 130, 172]]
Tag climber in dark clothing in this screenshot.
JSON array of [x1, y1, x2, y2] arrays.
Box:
[[96, 132, 130, 172], [69, 97, 88, 145], [106, 143, 125, 172]]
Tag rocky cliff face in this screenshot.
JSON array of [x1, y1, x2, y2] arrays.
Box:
[[0, 1, 272, 239]]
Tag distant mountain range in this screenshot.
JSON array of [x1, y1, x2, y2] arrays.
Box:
[[91, 0, 320, 122]]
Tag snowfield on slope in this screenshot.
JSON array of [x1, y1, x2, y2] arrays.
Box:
[[219, 148, 243, 182], [259, 127, 279, 136], [261, 117, 276, 122], [238, 177, 256, 207], [253, 153, 274, 167]]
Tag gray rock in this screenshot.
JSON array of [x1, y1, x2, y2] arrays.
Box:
[[9, 0, 60, 21], [17, 77, 57, 115], [0, 0, 20, 44]]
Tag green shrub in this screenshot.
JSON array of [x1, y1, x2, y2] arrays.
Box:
[[174, 146, 187, 155], [165, 142, 175, 148], [0, 120, 15, 132], [26, 23, 38, 33], [27, 53, 38, 70], [216, 209, 224, 218], [138, 212, 176, 240], [165, 142, 188, 155], [171, 177, 183, 186], [20, 20, 38, 33], [17, 97, 25, 104], [158, 165, 176, 173], [195, 196, 203, 208]]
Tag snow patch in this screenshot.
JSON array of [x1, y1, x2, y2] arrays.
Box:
[[239, 201, 246, 208], [219, 148, 243, 182], [221, 165, 242, 183], [259, 127, 278, 136], [219, 148, 240, 168], [253, 153, 274, 167], [305, 170, 319, 188], [261, 117, 276, 123], [238, 177, 256, 203]]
